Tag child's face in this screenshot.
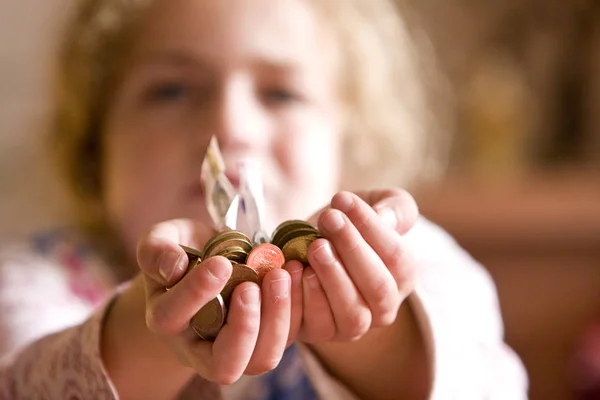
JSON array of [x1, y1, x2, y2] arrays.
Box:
[[102, 0, 344, 253]]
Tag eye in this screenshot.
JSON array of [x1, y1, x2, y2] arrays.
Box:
[[262, 88, 300, 105], [146, 82, 190, 102]]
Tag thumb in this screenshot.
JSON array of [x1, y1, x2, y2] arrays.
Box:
[[137, 219, 216, 289]]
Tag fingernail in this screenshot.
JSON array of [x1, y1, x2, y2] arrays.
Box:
[[270, 278, 289, 299], [205, 258, 231, 281], [313, 243, 334, 264], [322, 210, 345, 232], [285, 261, 304, 275], [334, 192, 354, 213], [158, 251, 183, 283], [305, 271, 321, 289], [375, 206, 397, 230], [240, 285, 260, 305]]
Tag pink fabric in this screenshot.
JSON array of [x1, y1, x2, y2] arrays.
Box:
[[571, 322, 600, 399], [0, 219, 529, 399]]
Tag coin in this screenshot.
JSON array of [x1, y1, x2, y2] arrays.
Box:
[[190, 294, 226, 341], [277, 228, 320, 250], [271, 220, 320, 249], [220, 263, 260, 306], [202, 229, 243, 256], [281, 235, 317, 265], [215, 246, 249, 264], [166, 245, 203, 291], [270, 220, 308, 248], [246, 243, 285, 281], [180, 245, 203, 270], [203, 231, 252, 260]]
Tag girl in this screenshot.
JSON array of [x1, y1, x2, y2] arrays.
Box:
[[0, 0, 527, 398]]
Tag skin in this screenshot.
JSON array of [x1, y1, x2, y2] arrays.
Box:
[[99, 0, 429, 399]]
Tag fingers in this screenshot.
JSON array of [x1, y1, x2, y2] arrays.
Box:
[[298, 267, 336, 342], [145, 256, 232, 335], [307, 239, 371, 340], [355, 188, 419, 234], [137, 219, 216, 295], [284, 261, 304, 346], [320, 192, 404, 327], [210, 282, 262, 384], [334, 192, 416, 296], [245, 268, 292, 375]]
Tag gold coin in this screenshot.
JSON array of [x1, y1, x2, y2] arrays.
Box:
[[271, 220, 310, 247], [203, 231, 252, 259], [204, 230, 252, 258], [215, 246, 249, 264], [277, 227, 320, 249], [281, 235, 318, 265], [179, 245, 202, 270], [272, 220, 319, 249], [220, 263, 260, 306], [167, 245, 203, 290], [202, 230, 245, 256], [190, 294, 226, 342], [205, 239, 252, 260]]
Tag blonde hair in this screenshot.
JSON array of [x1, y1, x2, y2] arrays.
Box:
[[51, 0, 452, 229]]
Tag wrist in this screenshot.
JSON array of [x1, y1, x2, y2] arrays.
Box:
[[101, 274, 195, 399], [305, 299, 430, 400]]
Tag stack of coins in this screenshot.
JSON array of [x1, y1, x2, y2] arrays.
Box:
[[270, 220, 321, 265], [182, 219, 322, 341]]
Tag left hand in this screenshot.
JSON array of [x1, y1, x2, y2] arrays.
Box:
[[283, 188, 419, 344]]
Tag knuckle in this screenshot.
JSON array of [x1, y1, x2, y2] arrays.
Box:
[[233, 315, 260, 337], [353, 209, 375, 232], [370, 278, 398, 315], [390, 250, 417, 291], [381, 237, 405, 264], [372, 306, 400, 327], [146, 305, 175, 335], [343, 309, 371, 337], [389, 187, 408, 198], [343, 238, 363, 257], [186, 275, 211, 301]]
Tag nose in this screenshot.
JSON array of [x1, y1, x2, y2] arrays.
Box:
[[209, 75, 271, 154]]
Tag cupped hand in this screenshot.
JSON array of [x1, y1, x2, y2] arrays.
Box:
[[283, 188, 419, 344], [136, 219, 293, 384]]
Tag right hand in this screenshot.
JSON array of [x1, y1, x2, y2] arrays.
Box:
[[136, 219, 293, 384]]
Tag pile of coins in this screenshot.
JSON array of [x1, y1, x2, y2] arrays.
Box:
[[181, 220, 322, 341]]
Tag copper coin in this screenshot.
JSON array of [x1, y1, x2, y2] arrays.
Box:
[[246, 243, 285, 281], [180, 245, 203, 270], [220, 263, 260, 306], [281, 235, 317, 265], [190, 294, 226, 342]]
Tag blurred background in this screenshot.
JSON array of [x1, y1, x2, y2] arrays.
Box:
[[0, 1, 599, 399]]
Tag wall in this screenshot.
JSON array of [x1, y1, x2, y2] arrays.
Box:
[[0, 1, 74, 242]]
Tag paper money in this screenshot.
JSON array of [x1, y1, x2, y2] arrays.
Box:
[[200, 137, 268, 244], [236, 159, 269, 244], [201, 136, 237, 230]]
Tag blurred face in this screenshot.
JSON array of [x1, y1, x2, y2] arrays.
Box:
[[102, 0, 344, 256]]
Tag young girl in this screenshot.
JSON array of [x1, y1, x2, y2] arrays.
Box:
[[0, 0, 527, 399]]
